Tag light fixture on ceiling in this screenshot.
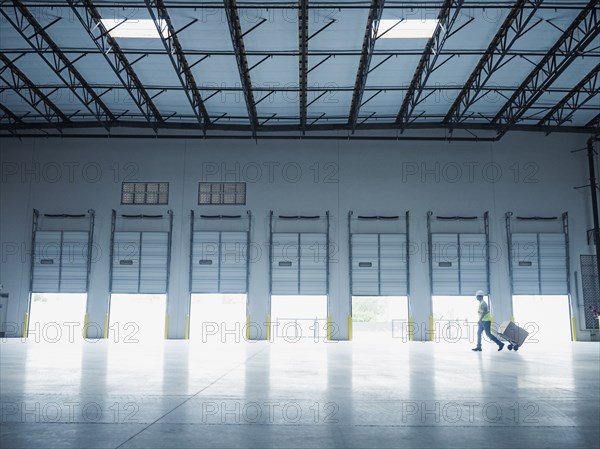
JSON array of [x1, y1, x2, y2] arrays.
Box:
[[375, 19, 439, 39], [100, 19, 167, 39]]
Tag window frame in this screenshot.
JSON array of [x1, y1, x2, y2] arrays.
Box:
[[198, 182, 246, 206], [121, 182, 170, 206]]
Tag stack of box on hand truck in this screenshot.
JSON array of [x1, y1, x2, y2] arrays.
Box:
[[497, 321, 529, 351]]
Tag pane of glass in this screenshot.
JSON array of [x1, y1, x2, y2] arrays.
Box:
[[146, 193, 158, 204], [146, 183, 159, 193], [122, 183, 135, 193], [122, 193, 134, 204], [134, 193, 146, 204], [224, 194, 235, 204], [211, 183, 222, 193], [211, 194, 222, 204], [199, 193, 211, 204], [224, 183, 236, 193], [158, 193, 168, 204], [236, 193, 245, 204], [134, 183, 146, 193], [158, 183, 169, 193], [236, 183, 246, 193], [200, 183, 211, 193]]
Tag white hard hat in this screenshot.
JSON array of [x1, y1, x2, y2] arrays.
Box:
[[475, 290, 486, 297]]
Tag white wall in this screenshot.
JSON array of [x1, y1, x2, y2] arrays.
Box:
[[0, 132, 597, 340]]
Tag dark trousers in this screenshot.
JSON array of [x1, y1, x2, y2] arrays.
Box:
[[476, 320, 502, 348]]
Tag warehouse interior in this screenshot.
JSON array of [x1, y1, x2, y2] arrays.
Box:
[[1, 0, 599, 448]]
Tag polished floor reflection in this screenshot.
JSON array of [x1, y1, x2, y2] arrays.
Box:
[[1, 339, 598, 449]]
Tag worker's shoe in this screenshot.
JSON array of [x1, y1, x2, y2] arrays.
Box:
[[498, 343, 505, 351], [472, 347, 482, 352]]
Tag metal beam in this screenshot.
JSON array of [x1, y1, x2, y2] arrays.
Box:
[[1, 0, 114, 126], [0, 132, 503, 142], [3, 1, 591, 9], [0, 103, 27, 137], [444, 0, 544, 128], [10, 83, 587, 95], [0, 103, 24, 124], [2, 48, 599, 59], [492, 0, 600, 137], [348, 0, 385, 132], [537, 63, 600, 129], [0, 53, 69, 123], [299, 0, 308, 131], [395, 0, 466, 130], [67, 0, 163, 128], [223, 0, 259, 138], [145, 0, 210, 132], [2, 118, 594, 135], [587, 113, 600, 129]]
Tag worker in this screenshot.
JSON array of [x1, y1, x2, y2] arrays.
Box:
[[472, 290, 504, 352]]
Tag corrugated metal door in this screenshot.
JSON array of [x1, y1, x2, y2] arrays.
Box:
[[511, 233, 568, 295], [459, 233, 488, 295], [219, 231, 247, 293], [511, 233, 540, 295], [351, 234, 379, 295], [32, 231, 89, 293], [111, 232, 141, 293], [191, 231, 220, 293], [60, 231, 89, 293], [32, 231, 62, 292], [431, 234, 460, 295], [272, 233, 300, 294], [299, 233, 327, 295], [511, 233, 540, 294], [539, 233, 568, 294], [380, 234, 407, 296], [139, 232, 169, 293]]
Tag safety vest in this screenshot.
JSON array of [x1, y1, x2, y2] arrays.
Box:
[[478, 300, 491, 321]]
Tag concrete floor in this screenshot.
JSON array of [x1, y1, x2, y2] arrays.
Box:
[[1, 339, 599, 449]]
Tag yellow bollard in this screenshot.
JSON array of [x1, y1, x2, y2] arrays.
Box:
[[246, 314, 251, 341], [83, 313, 89, 339], [23, 312, 29, 338], [266, 314, 271, 341], [348, 315, 353, 341], [408, 316, 414, 341], [571, 316, 577, 341], [327, 315, 332, 341], [428, 315, 434, 341], [103, 313, 109, 339], [164, 314, 170, 340], [184, 314, 190, 340]]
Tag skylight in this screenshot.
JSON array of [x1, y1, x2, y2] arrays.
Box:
[[100, 19, 167, 39], [375, 19, 439, 39]]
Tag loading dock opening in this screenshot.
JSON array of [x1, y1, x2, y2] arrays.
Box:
[[270, 295, 329, 341], [431, 295, 480, 345], [107, 210, 173, 340], [27, 293, 87, 342], [512, 295, 572, 344], [351, 296, 409, 341], [189, 293, 247, 342], [349, 212, 411, 341], [269, 212, 330, 341], [108, 294, 167, 342]]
